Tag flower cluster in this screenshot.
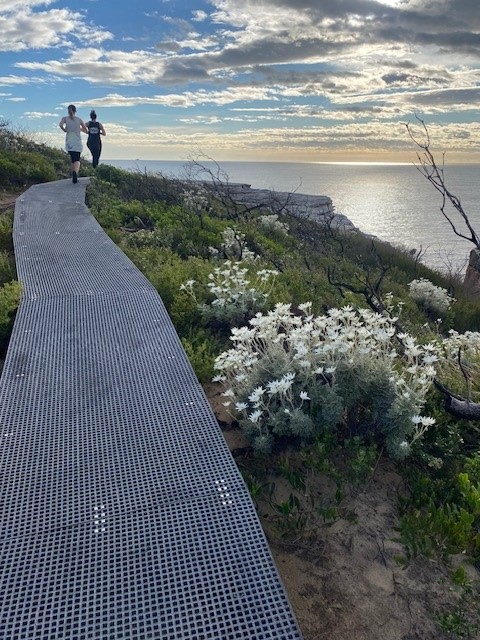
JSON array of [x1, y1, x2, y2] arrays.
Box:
[[408, 278, 455, 316], [125, 228, 168, 249], [435, 329, 480, 398], [442, 329, 480, 359], [214, 226, 257, 262], [181, 185, 209, 215], [258, 214, 289, 235], [181, 260, 278, 328], [214, 303, 439, 457]]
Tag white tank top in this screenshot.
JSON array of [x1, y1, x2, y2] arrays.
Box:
[[65, 116, 82, 152]]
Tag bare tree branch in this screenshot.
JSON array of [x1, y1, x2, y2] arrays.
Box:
[[405, 116, 480, 249]]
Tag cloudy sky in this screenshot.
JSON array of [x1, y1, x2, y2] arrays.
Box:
[[1, 0, 479, 162]]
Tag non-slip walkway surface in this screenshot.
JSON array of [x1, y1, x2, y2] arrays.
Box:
[[0, 179, 303, 639]]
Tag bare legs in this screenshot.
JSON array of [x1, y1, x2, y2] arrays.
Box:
[[72, 159, 80, 183]]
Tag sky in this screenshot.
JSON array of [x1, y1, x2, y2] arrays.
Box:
[[1, 0, 479, 163]]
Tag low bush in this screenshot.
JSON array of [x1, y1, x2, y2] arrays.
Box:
[[0, 149, 59, 187], [0, 211, 14, 254], [0, 280, 22, 350], [214, 303, 439, 457]]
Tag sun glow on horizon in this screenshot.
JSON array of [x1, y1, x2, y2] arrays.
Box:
[[312, 161, 411, 166]]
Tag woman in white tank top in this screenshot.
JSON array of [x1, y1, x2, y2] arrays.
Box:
[[59, 104, 88, 183]]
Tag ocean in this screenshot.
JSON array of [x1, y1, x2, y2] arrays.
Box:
[[106, 159, 480, 275]]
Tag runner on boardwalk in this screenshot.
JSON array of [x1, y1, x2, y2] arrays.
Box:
[[59, 104, 88, 183], [86, 110, 106, 168]]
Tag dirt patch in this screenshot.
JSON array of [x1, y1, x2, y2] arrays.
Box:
[[0, 190, 23, 214], [205, 382, 479, 640], [268, 461, 463, 640]]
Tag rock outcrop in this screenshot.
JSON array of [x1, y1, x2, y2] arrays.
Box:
[[464, 247, 480, 298], [203, 182, 356, 230]]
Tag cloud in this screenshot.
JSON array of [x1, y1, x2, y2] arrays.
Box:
[[75, 86, 280, 109], [0, 0, 56, 10], [70, 119, 480, 156], [23, 111, 57, 118], [0, 75, 47, 85], [192, 10, 208, 22], [10, 0, 480, 92], [4, 0, 480, 161], [0, 5, 112, 52]]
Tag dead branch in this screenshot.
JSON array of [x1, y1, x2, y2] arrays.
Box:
[[405, 116, 480, 249], [185, 153, 303, 222], [433, 379, 480, 420], [327, 240, 390, 315]]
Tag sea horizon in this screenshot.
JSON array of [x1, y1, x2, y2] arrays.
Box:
[[104, 157, 480, 166]]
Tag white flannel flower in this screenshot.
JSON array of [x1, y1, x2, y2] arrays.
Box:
[[298, 302, 313, 314], [248, 386, 266, 404], [213, 302, 440, 457], [249, 410, 262, 424]]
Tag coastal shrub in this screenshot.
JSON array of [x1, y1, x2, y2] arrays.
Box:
[[117, 200, 227, 259], [124, 246, 210, 313], [181, 329, 219, 383], [32, 144, 71, 176], [0, 250, 16, 284], [17, 151, 57, 183], [0, 212, 14, 254], [125, 228, 174, 251], [116, 200, 156, 229], [0, 150, 56, 186], [434, 329, 480, 401], [169, 290, 202, 337], [94, 164, 184, 206], [0, 154, 24, 187], [93, 164, 127, 186], [258, 214, 289, 235], [451, 298, 480, 333], [214, 303, 438, 457], [399, 456, 480, 561], [409, 278, 455, 317], [212, 226, 257, 262], [181, 260, 278, 330], [180, 183, 214, 226], [245, 231, 294, 270], [0, 280, 22, 349]]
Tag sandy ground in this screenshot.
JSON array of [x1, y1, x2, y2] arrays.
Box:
[[0, 190, 20, 209], [205, 382, 480, 640]]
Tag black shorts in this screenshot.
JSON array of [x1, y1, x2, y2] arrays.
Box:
[[68, 151, 81, 162]]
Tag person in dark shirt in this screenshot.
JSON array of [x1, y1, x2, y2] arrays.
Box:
[[86, 110, 106, 168]]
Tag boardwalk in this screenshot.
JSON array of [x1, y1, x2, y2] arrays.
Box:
[[0, 179, 303, 639]]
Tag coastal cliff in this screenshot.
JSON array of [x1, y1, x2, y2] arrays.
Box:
[[203, 181, 356, 230]]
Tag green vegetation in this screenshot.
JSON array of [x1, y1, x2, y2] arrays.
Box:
[[0, 209, 20, 355], [86, 159, 480, 630], [1, 124, 479, 636], [0, 119, 96, 190]]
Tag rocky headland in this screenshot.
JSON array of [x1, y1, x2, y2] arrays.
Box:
[[202, 181, 356, 231]]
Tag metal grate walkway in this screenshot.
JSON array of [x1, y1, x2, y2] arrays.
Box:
[[0, 178, 303, 639]]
